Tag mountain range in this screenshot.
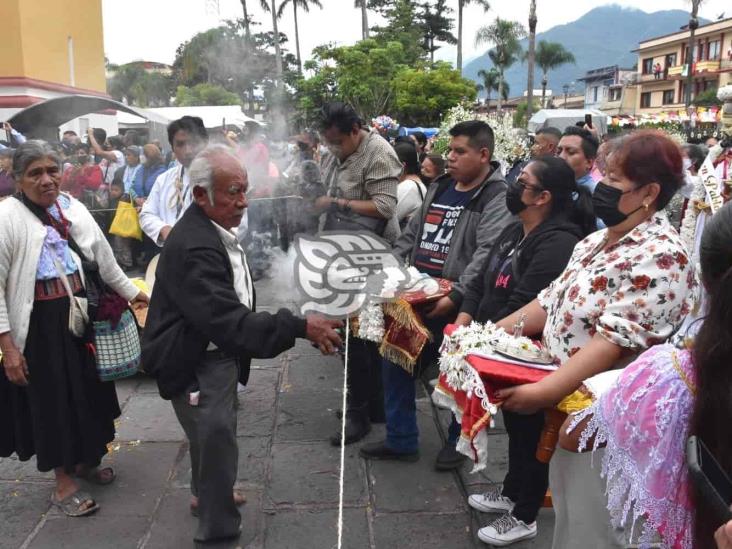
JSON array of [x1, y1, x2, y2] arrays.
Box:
[[464, 5, 708, 98]]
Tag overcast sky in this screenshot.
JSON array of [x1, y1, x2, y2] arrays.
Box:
[[103, 0, 728, 67]]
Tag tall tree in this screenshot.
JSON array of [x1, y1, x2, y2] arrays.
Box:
[[456, 0, 490, 74], [420, 0, 457, 64], [355, 0, 369, 39], [684, 0, 704, 107], [269, 0, 284, 85], [370, 0, 426, 66], [277, 0, 323, 74], [240, 0, 270, 40], [475, 67, 506, 106], [525, 0, 537, 126], [475, 17, 525, 113], [533, 40, 575, 107]]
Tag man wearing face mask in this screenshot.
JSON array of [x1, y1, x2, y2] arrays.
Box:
[[139, 117, 209, 246]]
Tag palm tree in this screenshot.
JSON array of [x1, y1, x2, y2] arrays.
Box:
[[525, 0, 537, 125], [476, 67, 508, 107], [534, 40, 575, 107], [277, 0, 323, 74], [684, 0, 704, 107], [475, 18, 526, 113], [355, 0, 369, 40], [456, 0, 490, 73], [269, 0, 284, 84], [240, 0, 270, 41]]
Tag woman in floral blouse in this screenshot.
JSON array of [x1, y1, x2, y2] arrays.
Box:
[[492, 131, 698, 548]]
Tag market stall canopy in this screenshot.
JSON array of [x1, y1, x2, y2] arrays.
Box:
[[146, 105, 261, 130], [8, 95, 168, 141], [528, 109, 607, 136], [398, 127, 439, 138]]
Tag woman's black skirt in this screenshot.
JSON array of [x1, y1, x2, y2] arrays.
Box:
[[0, 295, 120, 472]]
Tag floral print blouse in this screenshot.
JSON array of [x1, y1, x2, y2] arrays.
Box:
[[537, 212, 697, 365]]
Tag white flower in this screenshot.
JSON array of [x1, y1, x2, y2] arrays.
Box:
[[357, 303, 385, 343]]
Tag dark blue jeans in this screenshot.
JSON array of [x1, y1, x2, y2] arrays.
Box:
[[382, 358, 418, 453]]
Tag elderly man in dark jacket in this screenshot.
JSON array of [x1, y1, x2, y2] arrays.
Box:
[[142, 146, 341, 544], [359, 120, 512, 468]]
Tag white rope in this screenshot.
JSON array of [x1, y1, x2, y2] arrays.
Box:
[[337, 320, 349, 549]]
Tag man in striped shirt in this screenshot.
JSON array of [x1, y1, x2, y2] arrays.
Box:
[[314, 102, 401, 446]]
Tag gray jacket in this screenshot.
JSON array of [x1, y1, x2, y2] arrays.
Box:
[[393, 162, 512, 306]]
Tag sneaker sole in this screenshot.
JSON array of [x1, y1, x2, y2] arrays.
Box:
[[477, 529, 537, 546], [468, 496, 515, 514]]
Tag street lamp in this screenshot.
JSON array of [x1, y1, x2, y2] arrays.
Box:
[[563, 83, 570, 108]]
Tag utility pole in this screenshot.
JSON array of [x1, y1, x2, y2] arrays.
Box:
[[526, 0, 537, 127], [684, 1, 701, 108]]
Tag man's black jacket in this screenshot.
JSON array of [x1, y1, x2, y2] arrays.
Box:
[[141, 203, 306, 400]]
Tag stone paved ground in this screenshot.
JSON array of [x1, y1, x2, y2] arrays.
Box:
[[0, 276, 554, 548]]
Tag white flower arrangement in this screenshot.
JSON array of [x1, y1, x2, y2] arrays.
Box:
[[431, 105, 531, 167], [356, 302, 385, 343], [438, 321, 507, 392]]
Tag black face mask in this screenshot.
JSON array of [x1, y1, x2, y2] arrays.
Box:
[[505, 181, 528, 215], [592, 181, 644, 227]]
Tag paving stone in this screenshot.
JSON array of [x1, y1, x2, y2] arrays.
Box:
[[0, 480, 54, 548], [134, 375, 160, 394], [114, 376, 140, 407], [275, 389, 342, 442], [368, 409, 467, 514], [144, 488, 265, 549], [237, 394, 277, 437], [240, 368, 280, 401], [287, 338, 325, 358], [249, 356, 288, 370], [116, 394, 185, 442], [173, 437, 270, 490], [462, 433, 509, 485], [263, 508, 370, 549], [372, 512, 475, 549], [0, 456, 54, 482], [28, 514, 150, 549], [282, 353, 343, 393], [82, 442, 181, 517], [268, 442, 366, 506]]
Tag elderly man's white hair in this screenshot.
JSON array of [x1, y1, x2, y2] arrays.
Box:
[[189, 145, 243, 205]]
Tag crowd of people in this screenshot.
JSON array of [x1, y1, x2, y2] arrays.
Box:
[[1, 101, 732, 547]]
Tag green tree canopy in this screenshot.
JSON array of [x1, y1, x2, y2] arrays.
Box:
[[392, 61, 477, 126], [370, 0, 426, 67], [175, 83, 242, 106], [107, 62, 173, 107]]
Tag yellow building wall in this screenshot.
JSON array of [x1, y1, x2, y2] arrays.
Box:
[[0, 0, 106, 93], [0, 1, 25, 76]]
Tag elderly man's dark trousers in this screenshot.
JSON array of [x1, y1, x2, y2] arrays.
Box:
[[172, 355, 240, 543]]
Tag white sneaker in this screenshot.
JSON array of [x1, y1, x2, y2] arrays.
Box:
[[468, 487, 515, 513], [478, 513, 537, 546]]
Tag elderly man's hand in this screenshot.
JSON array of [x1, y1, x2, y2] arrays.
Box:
[[305, 314, 343, 355]]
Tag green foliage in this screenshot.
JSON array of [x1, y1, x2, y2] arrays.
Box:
[[419, 0, 457, 62], [476, 68, 507, 103], [693, 88, 722, 107], [175, 84, 242, 106], [512, 99, 541, 127], [475, 18, 525, 105], [392, 62, 477, 126], [534, 40, 575, 81], [107, 62, 173, 107], [370, 0, 427, 66], [294, 40, 409, 123]]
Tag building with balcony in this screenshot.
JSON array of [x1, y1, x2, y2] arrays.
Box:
[[634, 16, 732, 114], [579, 65, 637, 114]]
